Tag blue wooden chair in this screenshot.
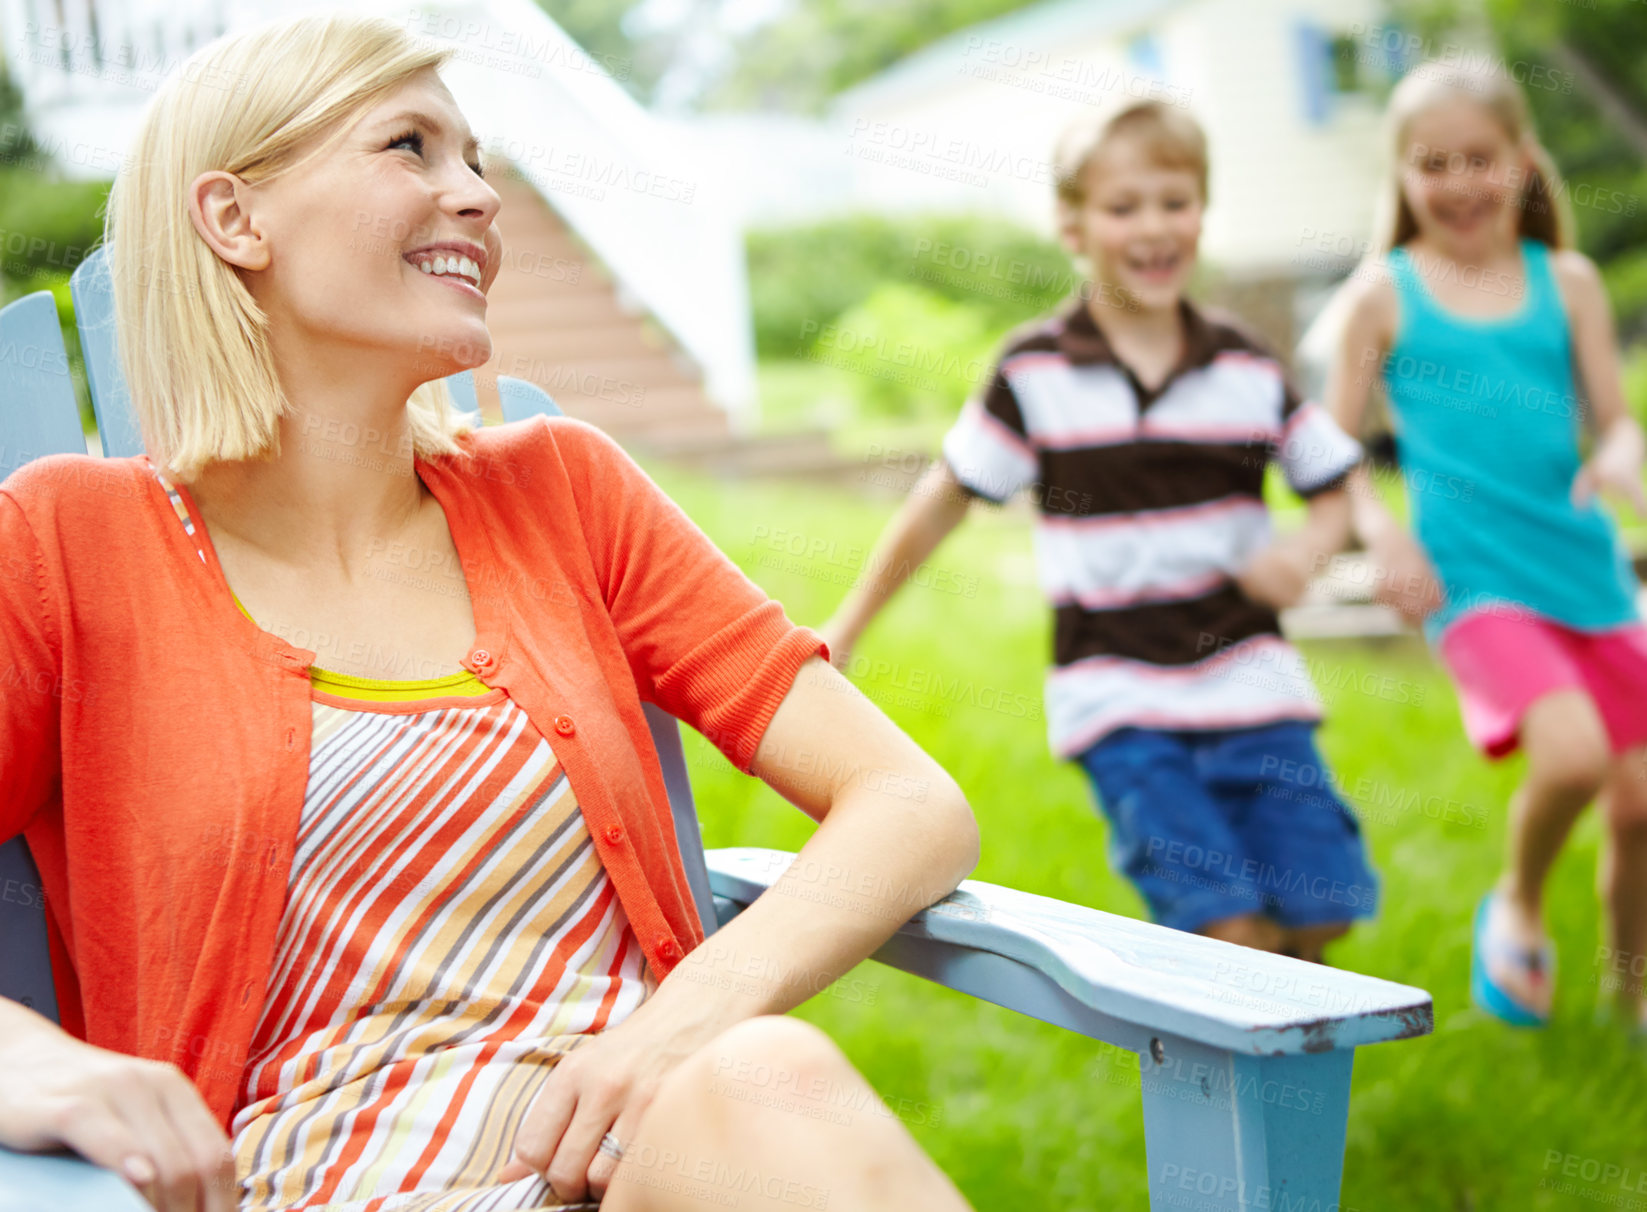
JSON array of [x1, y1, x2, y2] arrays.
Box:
[[0, 250, 1434, 1212]]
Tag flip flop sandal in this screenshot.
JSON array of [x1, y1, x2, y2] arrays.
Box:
[[1470, 893, 1553, 1027]]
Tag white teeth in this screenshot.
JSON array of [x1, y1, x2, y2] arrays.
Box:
[[410, 252, 481, 286]]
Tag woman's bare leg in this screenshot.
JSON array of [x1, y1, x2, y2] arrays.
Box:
[[602, 1016, 971, 1212]]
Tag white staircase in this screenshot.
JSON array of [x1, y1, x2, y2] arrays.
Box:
[[0, 0, 755, 434]]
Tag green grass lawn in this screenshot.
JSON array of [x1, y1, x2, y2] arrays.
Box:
[[642, 457, 1647, 1212]]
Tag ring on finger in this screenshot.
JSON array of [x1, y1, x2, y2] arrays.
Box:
[[597, 1131, 625, 1162]]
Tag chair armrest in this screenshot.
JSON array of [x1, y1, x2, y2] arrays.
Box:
[[0, 1147, 149, 1212], [705, 848, 1432, 1057]]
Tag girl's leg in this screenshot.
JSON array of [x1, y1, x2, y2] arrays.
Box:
[[1599, 746, 1647, 1024], [1492, 690, 1611, 1011], [602, 1016, 971, 1212]]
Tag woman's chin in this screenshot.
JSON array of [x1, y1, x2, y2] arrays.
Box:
[[407, 329, 493, 381]]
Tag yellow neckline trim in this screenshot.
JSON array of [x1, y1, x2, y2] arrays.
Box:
[[310, 666, 491, 701], [232, 593, 489, 700]]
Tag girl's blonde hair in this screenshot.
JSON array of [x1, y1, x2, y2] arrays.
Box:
[[1373, 59, 1571, 253], [104, 14, 477, 479]]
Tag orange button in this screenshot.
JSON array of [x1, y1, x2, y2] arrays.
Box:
[[603, 824, 625, 846], [657, 936, 682, 961], [471, 648, 494, 669], [553, 715, 576, 736]]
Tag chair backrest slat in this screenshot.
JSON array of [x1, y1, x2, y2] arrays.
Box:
[[68, 254, 142, 459], [0, 289, 79, 1022], [0, 292, 85, 474]]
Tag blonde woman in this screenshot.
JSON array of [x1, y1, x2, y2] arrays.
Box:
[[0, 15, 979, 1212]]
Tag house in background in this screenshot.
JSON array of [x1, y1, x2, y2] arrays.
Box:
[[675, 0, 1405, 361], [0, 0, 751, 450]]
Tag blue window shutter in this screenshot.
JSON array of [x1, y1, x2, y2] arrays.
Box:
[[1294, 20, 1330, 126], [1127, 33, 1165, 79]]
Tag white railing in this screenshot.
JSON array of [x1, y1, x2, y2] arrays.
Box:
[[0, 0, 755, 425]]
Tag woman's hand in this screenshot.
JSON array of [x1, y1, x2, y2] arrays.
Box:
[[0, 1027, 236, 1212], [495, 1000, 716, 1203]]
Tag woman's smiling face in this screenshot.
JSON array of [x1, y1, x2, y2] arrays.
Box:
[[214, 67, 504, 380]]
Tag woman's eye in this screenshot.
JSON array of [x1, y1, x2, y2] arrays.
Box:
[[389, 130, 424, 156], [468, 160, 485, 179]]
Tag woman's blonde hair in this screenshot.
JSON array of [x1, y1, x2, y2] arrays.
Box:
[[1373, 59, 1571, 253], [105, 14, 478, 479]]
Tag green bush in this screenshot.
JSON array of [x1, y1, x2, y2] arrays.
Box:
[[821, 282, 998, 422], [0, 171, 107, 284], [746, 212, 1075, 360]]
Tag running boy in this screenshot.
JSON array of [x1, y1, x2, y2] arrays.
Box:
[[821, 100, 1379, 959]]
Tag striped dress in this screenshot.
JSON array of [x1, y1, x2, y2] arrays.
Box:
[[154, 469, 654, 1212]]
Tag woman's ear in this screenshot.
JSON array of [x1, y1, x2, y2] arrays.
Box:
[[188, 170, 270, 271]]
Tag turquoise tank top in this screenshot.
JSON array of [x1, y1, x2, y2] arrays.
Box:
[[1382, 238, 1639, 642]]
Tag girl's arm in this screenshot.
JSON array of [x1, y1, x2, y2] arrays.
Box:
[[1553, 250, 1647, 516], [1319, 268, 1444, 622], [818, 458, 974, 669]]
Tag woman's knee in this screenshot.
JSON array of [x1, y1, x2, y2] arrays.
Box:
[[654, 1015, 855, 1132]]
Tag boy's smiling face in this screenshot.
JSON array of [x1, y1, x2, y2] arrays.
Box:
[[1059, 133, 1203, 313]]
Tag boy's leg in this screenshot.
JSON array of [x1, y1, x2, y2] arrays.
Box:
[[1077, 728, 1276, 946], [1598, 745, 1647, 1024], [1206, 722, 1377, 962], [1491, 690, 1611, 1013], [1199, 914, 1284, 951], [1280, 922, 1350, 964]]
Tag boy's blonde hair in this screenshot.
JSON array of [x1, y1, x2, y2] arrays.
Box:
[[104, 14, 477, 479], [1053, 99, 1209, 206], [1374, 60, 1571, 252]]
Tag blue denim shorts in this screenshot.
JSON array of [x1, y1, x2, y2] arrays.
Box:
[[1076, 721, 1379, 934]]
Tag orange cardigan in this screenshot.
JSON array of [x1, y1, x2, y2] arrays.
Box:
[[0, 415, 824, 1127]]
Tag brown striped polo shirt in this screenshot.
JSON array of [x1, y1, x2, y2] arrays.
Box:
[[941, 296, 1361, 757]]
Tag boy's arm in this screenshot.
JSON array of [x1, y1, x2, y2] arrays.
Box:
[[1555, 249, 1647, 516], [823, 361, 1035, 669], [819, 458, 972, 668], [1234, 487, 1350, 611]]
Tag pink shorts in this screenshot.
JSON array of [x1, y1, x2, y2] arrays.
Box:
[[1438, 609, 1647, 759]]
